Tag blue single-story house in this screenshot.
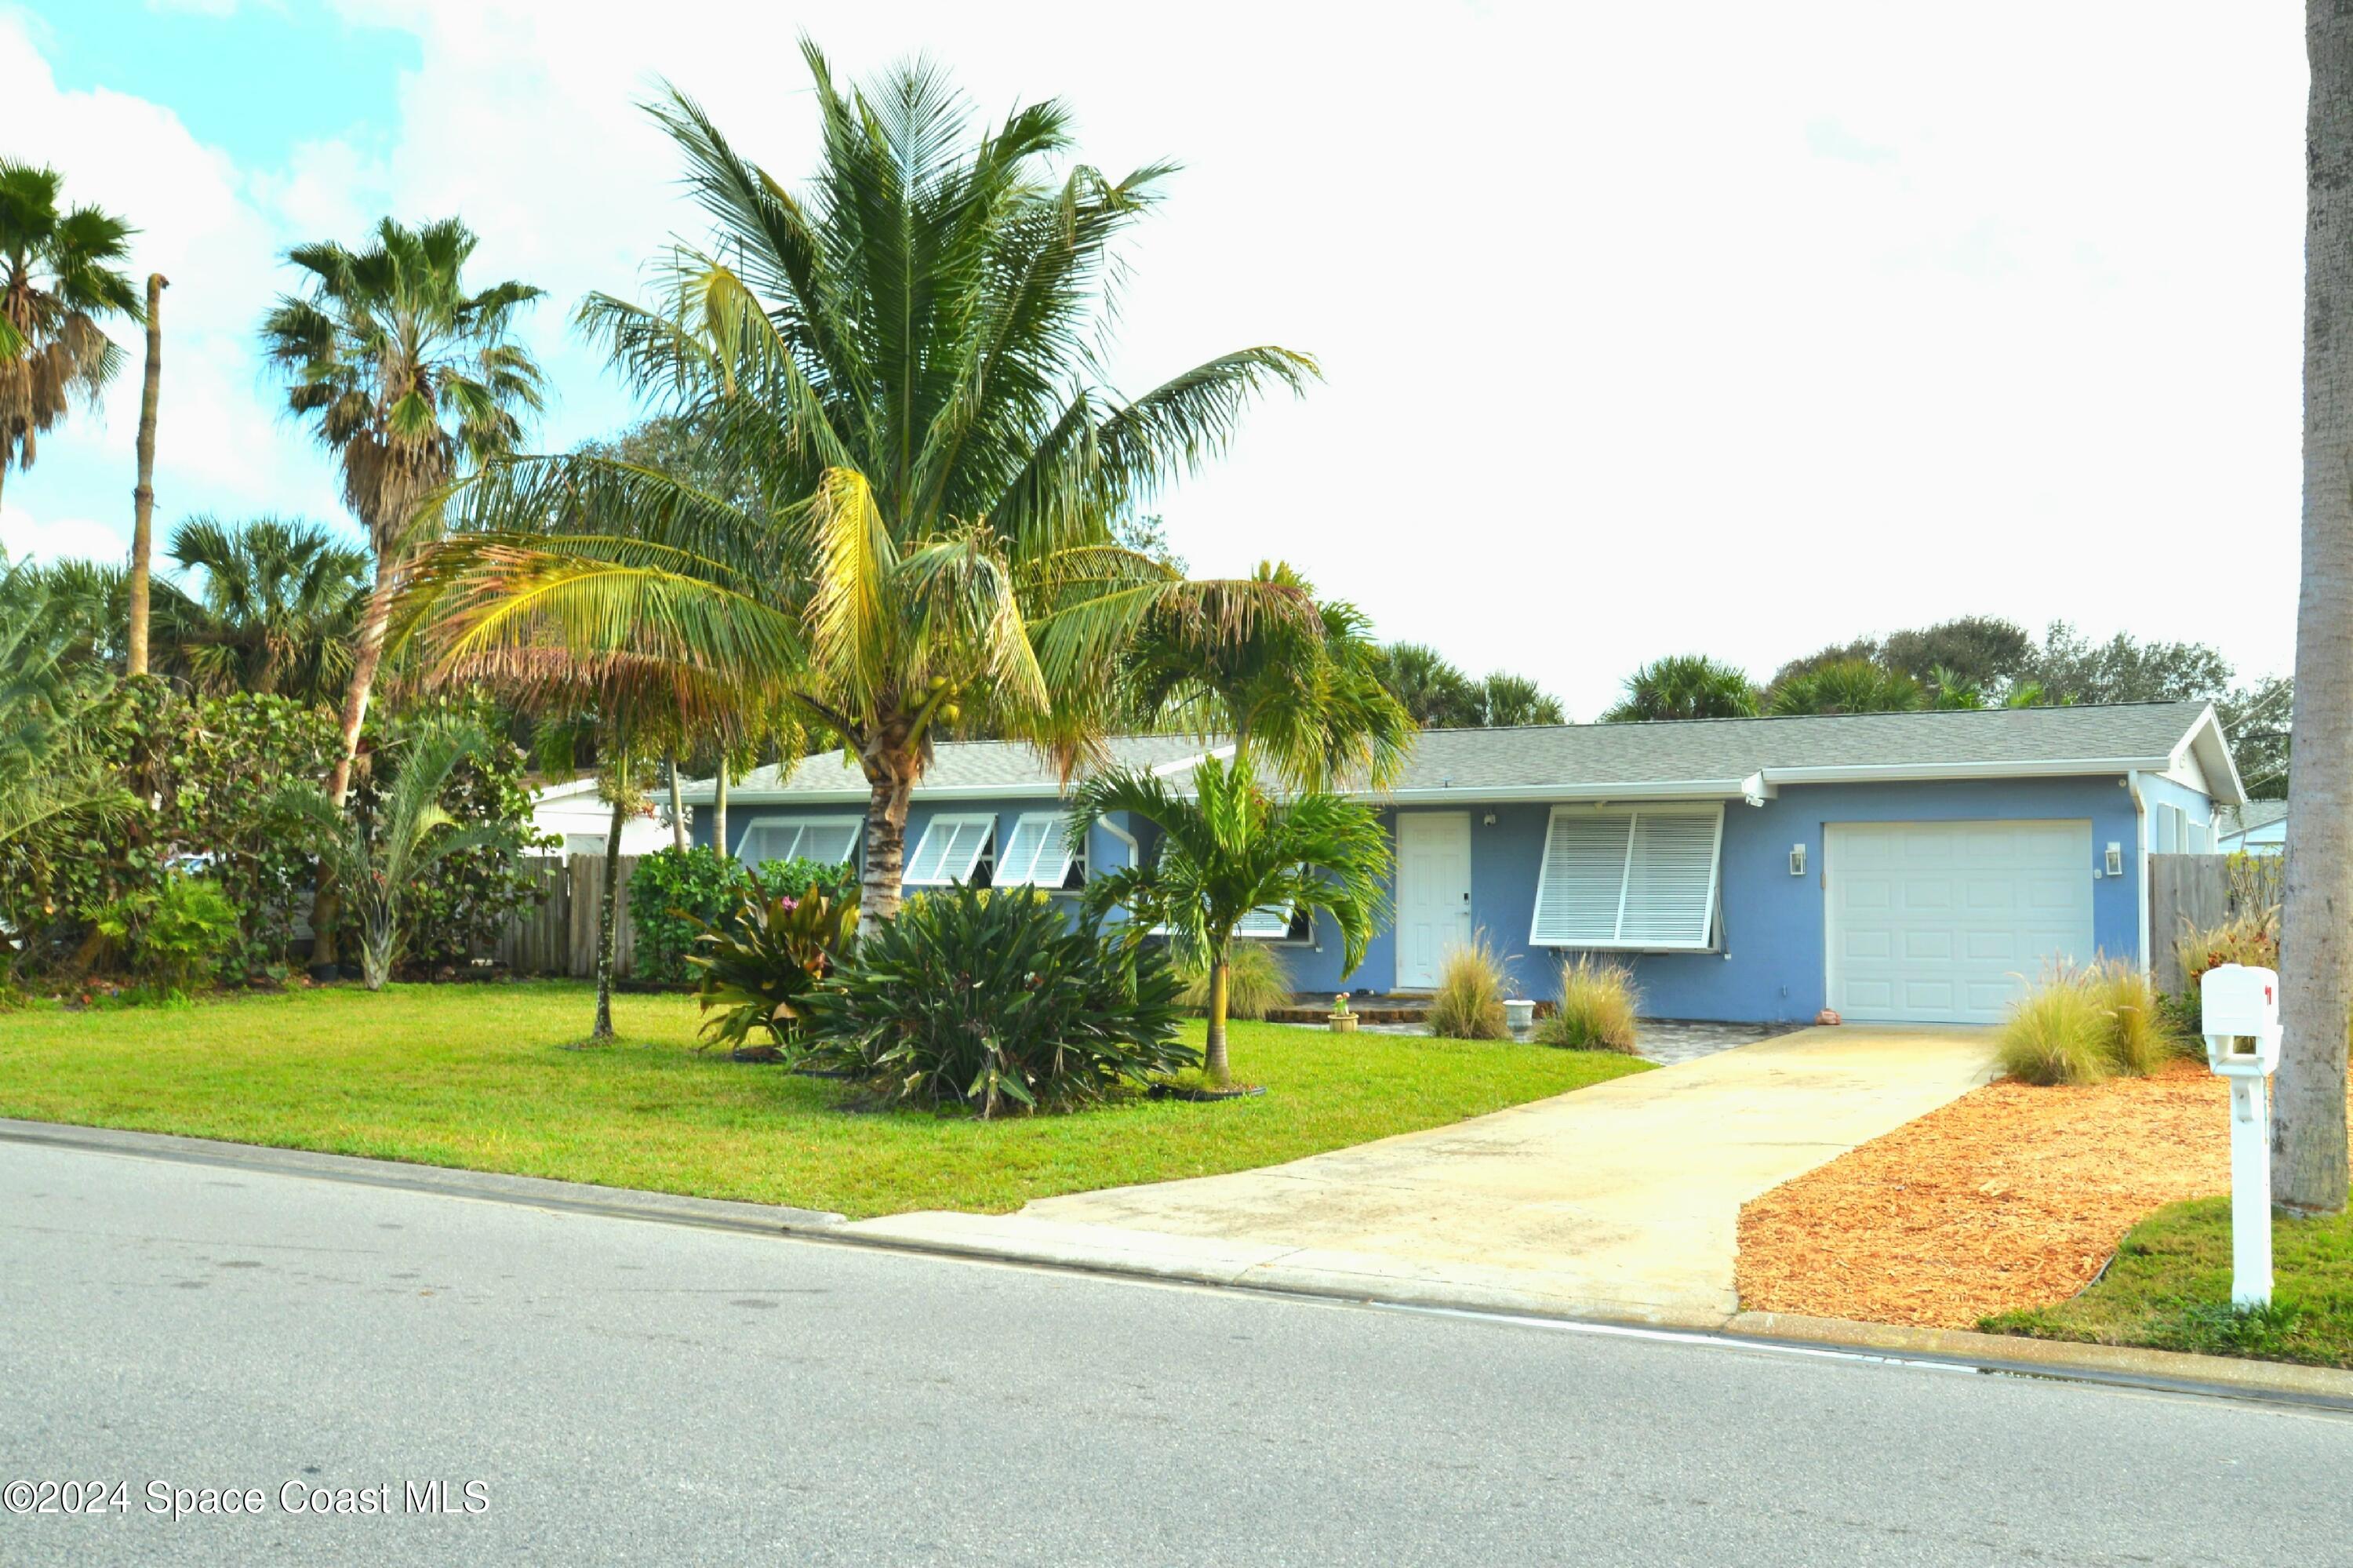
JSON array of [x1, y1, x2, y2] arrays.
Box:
[[678, 702, 2242, 1026]]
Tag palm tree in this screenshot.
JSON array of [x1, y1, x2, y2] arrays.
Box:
[[158, 515, 371, 703], [1474, 673, 1565, 727], [128, 272, 166, 676], [1121, 563, 1411, 789], [2278, 0, 2353, 1214], [1766, 658, 1922, 717], [407, 46, 1315, 921], [0, 561, 136, 859], [0, 162, 142, 512], [1379, 643, 1480, 728], [261, 216, 544, 970], [1073, 754, 1389, 1086], [1603, 654, 1759, 722], [273, 721, 504, 991]]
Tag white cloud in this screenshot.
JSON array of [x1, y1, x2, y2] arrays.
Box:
[[0, 501, 127, 566]]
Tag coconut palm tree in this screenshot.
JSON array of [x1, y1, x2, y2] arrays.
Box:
[[1072, 754, 1389, 1086], [0, 162, 141, 512], [407, 45, 1315, 921], [158, 515, 370, 704], [2278, 0, 2353, 1213], [1603, 654, 1759, 722], [1120, 562, 1411, 790], [1766, 658, 1922, 717]]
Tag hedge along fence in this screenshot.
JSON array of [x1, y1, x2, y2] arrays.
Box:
[[2148, 852, 2282, 995], [495, 854, 645, 979]]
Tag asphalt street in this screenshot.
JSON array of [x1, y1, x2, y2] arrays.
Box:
[[2, 1137, 2348, 1566]]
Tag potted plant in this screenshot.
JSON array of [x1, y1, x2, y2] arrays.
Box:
[[1329, 994, 1358, 1034]]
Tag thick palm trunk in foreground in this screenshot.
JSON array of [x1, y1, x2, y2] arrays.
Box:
[[2278, 0, 2353, 1215], [592, 792, 625, 1041], [126, 272, 165, 677], [860, 766, 915, 920]]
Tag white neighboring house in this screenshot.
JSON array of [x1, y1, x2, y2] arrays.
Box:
[[2217, 799, 2287, 856], [529, 777, 679, 857]]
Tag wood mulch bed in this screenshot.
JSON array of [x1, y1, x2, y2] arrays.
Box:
[[1737, 1058, 2235, 1328]]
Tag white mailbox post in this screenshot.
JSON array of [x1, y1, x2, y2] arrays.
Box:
[[2200, 963, 2282, 1308]]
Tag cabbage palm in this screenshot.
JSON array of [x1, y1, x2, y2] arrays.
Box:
[[0, 562, 134, 857], [1766, 658, 1922, 716], [409, 45, 1315, 920], [1073, 755, 1389, 1086], [1604, 654, 1759, 722], [0, 162, 141, 512], [158, 515, 370, 703]]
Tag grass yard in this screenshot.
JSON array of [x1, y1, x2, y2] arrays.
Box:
[[1984, 1199, 2353, 1368], [0, 982, 1648, 1219]]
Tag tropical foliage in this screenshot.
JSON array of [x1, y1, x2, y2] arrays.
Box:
[[89, 871, 240, 998], [1379, 642, 1566, 727], [0, 160, 141, 508], [404, 45, 1315, 922], [631, 845, 859, 985], [686, 885, 858, 1053], [1602, 654, 1758, 722], [1766, 657, 1924, 716], [1073, 753, 1389, 1084], [804, 883, 1195, 1115], [152, 515, 370, 704]]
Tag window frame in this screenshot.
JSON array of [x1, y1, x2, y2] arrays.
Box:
[[1528, 802, 1725, 952], [992, 811, 1085, 890], [902, 813, 998, 887]]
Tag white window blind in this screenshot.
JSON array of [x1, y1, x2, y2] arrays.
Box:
[[1234, 905, 1294, 939], [1530, 806, 1722, 951], [995, 813, 1078, 887], [739, 817, 860, 866], [904, 814, 995, 886]]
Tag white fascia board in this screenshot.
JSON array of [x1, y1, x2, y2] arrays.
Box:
[[1150, 744, 1233, 777], [1753, 757, 2175, 788], [2173, 704, 2249, 807], [1344, 778, 1756, 806]]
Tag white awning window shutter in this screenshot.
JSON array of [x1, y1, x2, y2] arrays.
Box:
[[994, 813, 1077, 887], [740, 817, 861, 867], [1234, 905, 1293, 939], [1530, 805, 1722, 951], [904, 814, 995, 886]]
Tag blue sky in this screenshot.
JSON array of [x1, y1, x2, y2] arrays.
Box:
[[0, 2, 2311, 715]]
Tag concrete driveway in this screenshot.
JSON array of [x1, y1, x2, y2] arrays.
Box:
[[848, 1025, 2001, 1326]]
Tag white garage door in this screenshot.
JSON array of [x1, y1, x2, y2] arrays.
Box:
[[1824, 820, 2095, 1024]]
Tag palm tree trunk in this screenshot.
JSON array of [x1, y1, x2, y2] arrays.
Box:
[[1205, 951, 1231, 1086], [860, 766, 915, 919], [2277, 0, 2353, 1215], [665, 752, 686, 853], [593, 791, 625, 1041], [126, 273, 165, 678], [713, 767, 729, 860], [308, 557, 398, 970]]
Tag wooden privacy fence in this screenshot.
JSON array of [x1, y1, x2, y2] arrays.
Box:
[[2147, 852, 2282, 995], [495, 853, 645, 978]]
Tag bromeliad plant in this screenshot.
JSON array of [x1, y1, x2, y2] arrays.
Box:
[[803, 883, 1194, 1116], [1073, 753, 1390, 1086], [686, 886, 859, 1054]]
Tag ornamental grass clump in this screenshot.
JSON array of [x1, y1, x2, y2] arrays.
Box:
[[1178, 940, 1290, 1021], [1426, 934, 1510, 1040], [2082, 959, 2183, 1073], [1535, 955, 1641, 1053], [1997, 961, 2182, 1086]]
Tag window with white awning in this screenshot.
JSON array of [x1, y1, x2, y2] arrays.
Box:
[[1529, 804, 1722, 951]]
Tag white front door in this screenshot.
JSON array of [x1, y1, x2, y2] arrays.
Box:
[[1824, 820, 2095, 1024], [1395, 811, 1472, 990]]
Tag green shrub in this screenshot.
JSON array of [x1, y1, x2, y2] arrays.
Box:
[[1998, 962, 2180, 1085], [91, 872, 242, 999], [1535, 955, 1640, 1052], [749, 856, 860, 906], [686, 886, 860, 1053], [2174, 910, 2280, 1006], [1177, 940, 1290, 1020], [805, 884, 1196, 1115], [1426, 933, 1509, 1040], [634, 848, 861, 985]]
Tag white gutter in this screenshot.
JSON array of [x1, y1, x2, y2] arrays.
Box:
[[1096, 813, 1141, 871], [2126, 770, 2152, 976]]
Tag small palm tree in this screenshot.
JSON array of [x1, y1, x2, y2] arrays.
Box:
[[275, 722, 503, 990], [1767, 658, 1923, 716], [406, 47, 1315, 922], [0, 562, 135, 860], [1073, 754, 1390, 1086], [1603, 655, 1758, 722], [158, 515, 371, 703], [0, 162, 141, 511]]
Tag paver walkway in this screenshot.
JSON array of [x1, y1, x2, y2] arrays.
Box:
[[846, 1025, 2000, 1326]]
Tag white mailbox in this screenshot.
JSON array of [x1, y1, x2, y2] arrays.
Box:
[[2199, 962, 2281, 1308], [2201, 963, 2282, 1075]]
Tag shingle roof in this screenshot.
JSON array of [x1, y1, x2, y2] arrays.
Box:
[[682, 701, 2234, 805], [2224, 799, 2289, 835]]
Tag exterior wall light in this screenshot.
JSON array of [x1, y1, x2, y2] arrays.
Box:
[[2104, 842, 2124, 877], [1789, 843, 1806, 876]]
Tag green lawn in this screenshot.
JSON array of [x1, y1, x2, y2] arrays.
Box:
[[1984, 1198, 2353, 1368], [0, 982, 1648, 1220]]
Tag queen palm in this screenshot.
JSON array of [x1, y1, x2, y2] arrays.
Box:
[[158, 515, 370, 704], [1603, 654, 1759, 722], [1073, 754, 1388, 1086], [408, 45, 1315, 919], [0, 162, 142, 511]]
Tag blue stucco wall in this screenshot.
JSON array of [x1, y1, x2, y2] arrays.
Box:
[[2138, 772, 2214, 853], [1280, 774, 2165, 1024]]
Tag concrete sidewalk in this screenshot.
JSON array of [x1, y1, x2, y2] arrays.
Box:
[[845, 1024, 2001, 1326]]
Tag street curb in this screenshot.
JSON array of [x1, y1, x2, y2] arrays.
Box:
[[10, 1116, 2350, 1409], [0, 1117, 846, 1234]]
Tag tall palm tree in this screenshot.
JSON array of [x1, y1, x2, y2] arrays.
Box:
[[1121, 563, 1411, 790], [1073, 754, 1388, 1086], [0, 162, 142, 512], [261, 216, 544, 970], [1603, 654, 1759, 722], [1474, 673, 1565, 727], [158, 515, 371, 703], [408, 45, 1315, 921], [1380, 643, 1480, 728], [2278, 0, 2353, 1214], [1766, 658, 1922, 717]]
